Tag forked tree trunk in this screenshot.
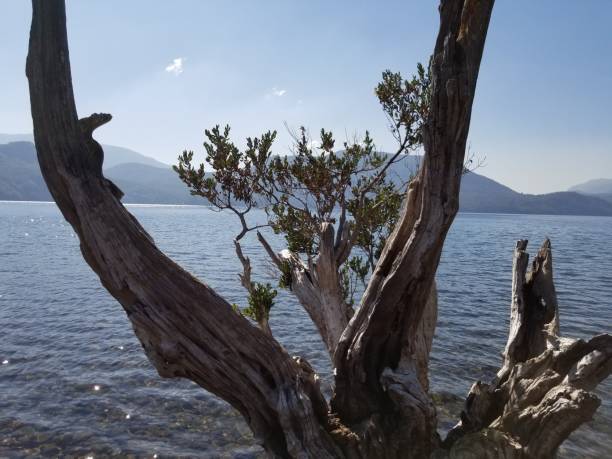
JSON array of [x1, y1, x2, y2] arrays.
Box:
[[259, 223, 439, 367], [443, 240, 612, 458], [331, 1, 497, 454], [26, 1, 610, 458], [257, 223, 353, 355]]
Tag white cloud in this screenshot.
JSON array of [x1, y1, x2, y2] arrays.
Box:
[[271, 87, 287, 97], [165, 57, 185, 76], [308, 140, 321, 150]]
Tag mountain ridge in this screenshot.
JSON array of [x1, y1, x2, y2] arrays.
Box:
[[569, 178, 612, 194], [568, 178, 612, 205], [1, 139, 611, 216], [0, 133, 169, 170]]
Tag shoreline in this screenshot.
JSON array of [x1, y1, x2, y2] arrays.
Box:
[[2, 200, 611, 218]]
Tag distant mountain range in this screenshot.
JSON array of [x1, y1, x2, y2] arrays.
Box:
[[569, 178, 612, 205], [0, 139, 198, 204], [1, 137, 611, 216], [0, 133, 168, 169]]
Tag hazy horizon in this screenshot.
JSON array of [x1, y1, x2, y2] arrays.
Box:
[[2, 1, 611, 193]]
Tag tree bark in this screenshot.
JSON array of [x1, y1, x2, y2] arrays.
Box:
[[257, 223, 353, 356], [331, 2, 495, 456], [26, 2, 340, 456], [234, 239, 273, 336], [27, 1, 612, 458], [444, 240, 612, 458]]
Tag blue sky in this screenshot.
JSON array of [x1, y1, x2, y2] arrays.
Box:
[[1, 1, 611, 193]]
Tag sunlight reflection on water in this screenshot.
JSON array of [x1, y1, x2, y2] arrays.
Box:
[[0, 202, 610, 458]]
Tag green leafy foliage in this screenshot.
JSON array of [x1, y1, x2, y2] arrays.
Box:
[[242, 282, 277, 324], [340, 256, 370, 307], [278, 259, 293, 290], [175, 63, 431, 309], [264, 128, 392, 256], [375, 62, 431, 147], [347, 182, 405, 270], [174, 125, 276, 214]]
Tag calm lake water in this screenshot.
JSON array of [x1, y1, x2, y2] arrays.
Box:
[[0, 201, 610, 458]]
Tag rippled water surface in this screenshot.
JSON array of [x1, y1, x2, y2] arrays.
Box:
[[0, 202, 610, 458]]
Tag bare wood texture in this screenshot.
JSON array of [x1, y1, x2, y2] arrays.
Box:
[[258, 224, 352, 356], [26, 2, 340, 456], [29, 1, 612, 458], [498, 239, 560, 381], [234, 239, 273, 336], [331, 1, 495, 456], [444, 241, 612, 458]]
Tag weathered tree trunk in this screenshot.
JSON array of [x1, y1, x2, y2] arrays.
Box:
[[443, 240, 612, 458], [331, 2, 496, 456], [26, 1, 611, 458], [26, 2, 340, 457], [259, 221, 439, 367], [258, 222, 353, 355]]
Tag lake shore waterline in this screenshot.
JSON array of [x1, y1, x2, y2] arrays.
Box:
[[0, 202, 610, 458]]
